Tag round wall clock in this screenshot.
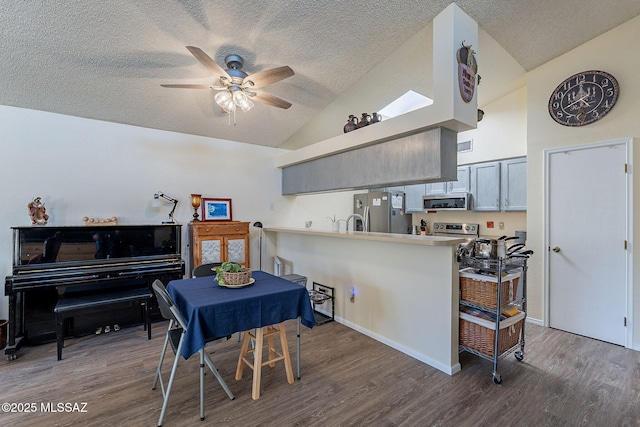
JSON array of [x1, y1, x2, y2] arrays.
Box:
[[548, 70, 619, 126]]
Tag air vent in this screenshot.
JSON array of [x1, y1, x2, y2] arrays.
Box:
[[457, 139, 473, 153]]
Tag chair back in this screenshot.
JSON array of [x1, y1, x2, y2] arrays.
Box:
[[152, 280, 186, 329], [192, 262, 222, 278]]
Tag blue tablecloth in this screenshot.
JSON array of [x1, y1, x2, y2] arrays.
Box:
[[166, 270, 316, 359]]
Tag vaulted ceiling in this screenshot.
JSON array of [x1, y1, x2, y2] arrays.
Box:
[[2, 1, 639, 149]]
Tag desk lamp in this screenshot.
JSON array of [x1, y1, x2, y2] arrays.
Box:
[[153, 192, 178, 224]]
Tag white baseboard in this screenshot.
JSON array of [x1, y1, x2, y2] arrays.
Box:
[[329, 314, 460, 376]]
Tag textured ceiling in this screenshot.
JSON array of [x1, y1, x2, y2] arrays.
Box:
[[2, 1, 639, 149]]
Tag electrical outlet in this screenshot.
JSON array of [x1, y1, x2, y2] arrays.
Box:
[[498, 222, 504, 230]]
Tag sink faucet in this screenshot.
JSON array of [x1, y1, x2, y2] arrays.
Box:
[[346, 213, 366, 232]]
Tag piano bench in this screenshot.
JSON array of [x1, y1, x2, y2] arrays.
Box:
[[53, 287, 153, 361]]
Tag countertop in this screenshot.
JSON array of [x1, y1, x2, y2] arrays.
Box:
[[264, 226, 466, 246]]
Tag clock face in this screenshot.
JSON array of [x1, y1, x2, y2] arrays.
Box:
[[548, 70, 619, 126]]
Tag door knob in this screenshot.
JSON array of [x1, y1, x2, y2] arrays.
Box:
[[552, 246, 561, 253]]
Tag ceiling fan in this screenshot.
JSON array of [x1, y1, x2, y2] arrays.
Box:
[[161, 46, 294, 113]]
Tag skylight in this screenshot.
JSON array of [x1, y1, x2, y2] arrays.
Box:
[[377, 90, 433, 120]]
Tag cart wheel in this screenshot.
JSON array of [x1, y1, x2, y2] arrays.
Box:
[[492, 374, 502, 384], [7, 354, 17, 361], [515, 351, 524, 361]]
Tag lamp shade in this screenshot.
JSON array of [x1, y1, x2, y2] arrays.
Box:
[[190, 194, 202, 209]]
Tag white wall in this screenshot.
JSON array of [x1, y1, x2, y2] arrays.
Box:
[[0, 105, 288, 319], [526, 15, 640, 346], [457, 87, 527, 165]]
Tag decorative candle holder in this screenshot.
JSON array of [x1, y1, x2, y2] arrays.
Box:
[[191, 194, 202, 222]]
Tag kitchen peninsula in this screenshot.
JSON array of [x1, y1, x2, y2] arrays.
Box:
[[263, 227, 465, 374]]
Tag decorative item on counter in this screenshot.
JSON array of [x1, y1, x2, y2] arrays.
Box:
[[28, 197, 49, 225], [420, 219, 429, 235], [327, 214, 345, 232], [82, 216, 118, 226], [343, 115, 359, 133], [456, 40, 478, 103], [356, 113, 370, 129], [370, 112, 382, 124], [190, 194, 202, 222], [153, 191, 179, 224]]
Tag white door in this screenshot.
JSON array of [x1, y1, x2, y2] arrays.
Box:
[[547, 141, 629, 346]]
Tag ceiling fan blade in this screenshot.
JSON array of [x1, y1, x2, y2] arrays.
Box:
[[185, 46, 230, 79], [245, 66, 294, 88], [251, 91, 292, 109], [161, 84, 211, 89]]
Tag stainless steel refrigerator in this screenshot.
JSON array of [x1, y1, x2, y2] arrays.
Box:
[[353, 191, 411, 233]]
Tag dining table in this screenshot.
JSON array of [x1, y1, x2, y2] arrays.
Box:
[[166, 270, 317, 378]]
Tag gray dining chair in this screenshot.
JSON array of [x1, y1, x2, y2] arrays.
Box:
[[151, 279, 234, 426], [192, 262, 222, 278]]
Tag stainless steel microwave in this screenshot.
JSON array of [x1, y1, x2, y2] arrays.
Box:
[[422, 193, 471, 211]]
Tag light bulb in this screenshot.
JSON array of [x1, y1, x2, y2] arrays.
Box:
[[233, 91, 254, 112], [215, 91, 235, 112]]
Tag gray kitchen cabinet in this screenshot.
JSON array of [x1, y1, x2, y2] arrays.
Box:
[[471, 162, 501, 211], [405, 184, 427, 212], [500, 158, 527, 211], [425, 181, 448, 195], [449, 166, 470, 193], [386, 185, 406, 193], [425, 166, 470, 195]]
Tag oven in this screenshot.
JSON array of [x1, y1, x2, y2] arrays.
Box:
[[431, 222, 479, 240]]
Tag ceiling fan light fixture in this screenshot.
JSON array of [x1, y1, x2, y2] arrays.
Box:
[[233, 90, 254, 112], [214, 91, 235, 112]]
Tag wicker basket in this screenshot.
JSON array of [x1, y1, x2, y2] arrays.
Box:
[[459, 268, 520, 310], [222, 268, 252, 286], [459, 310, 524, 358]]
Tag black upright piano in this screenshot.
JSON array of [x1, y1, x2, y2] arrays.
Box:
[[4, 224, 184, 360]]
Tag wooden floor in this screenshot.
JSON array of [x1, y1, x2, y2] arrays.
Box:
[[1, 320, 639, 426]]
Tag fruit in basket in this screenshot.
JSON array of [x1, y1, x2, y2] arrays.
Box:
[[214, 262, 243, 286]]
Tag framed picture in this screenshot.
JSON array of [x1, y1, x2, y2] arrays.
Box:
[[202, 198, 233, 222]]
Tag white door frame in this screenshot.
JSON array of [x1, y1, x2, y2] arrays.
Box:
[[543, 138, 633, 348]]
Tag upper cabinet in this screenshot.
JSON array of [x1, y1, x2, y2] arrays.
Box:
[[426, 166, 470, 195], [500, 158, 527, 211], [374, 158, 525, 213], [471, 162, 501, 211], [471, 158, 527, 212], [406, 166, 470, 212], [405, 184, 427, 212], [450, 166, 471, 194]]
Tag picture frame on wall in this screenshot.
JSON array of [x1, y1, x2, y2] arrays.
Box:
[[202, 198, 232, 222]]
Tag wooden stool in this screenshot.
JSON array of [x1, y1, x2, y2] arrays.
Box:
[[235, 322, 294, 400]]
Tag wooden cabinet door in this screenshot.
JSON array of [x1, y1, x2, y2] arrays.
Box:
[[197, 236, 224, 265], [225, 235, 249, 266]]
